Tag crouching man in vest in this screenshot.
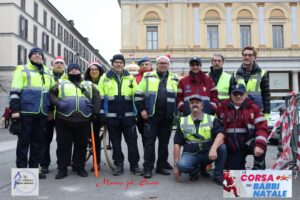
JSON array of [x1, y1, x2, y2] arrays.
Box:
[[173, 95, 226, 185], [215, 84, 268, 170], [50, 63, 100, 179]]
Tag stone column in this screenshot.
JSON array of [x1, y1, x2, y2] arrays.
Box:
[[193, 3, 200, 46], [290, 2, 298, 46], [257, 3, 266, 47], [292, 71, 299, 92], [225, 3, 233, 46]]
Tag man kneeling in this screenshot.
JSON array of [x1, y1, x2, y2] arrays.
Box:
[[173, 95, 226, 185]]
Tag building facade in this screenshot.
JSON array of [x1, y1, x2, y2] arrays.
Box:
[[0, 0, 110, 92], [119, 0, 300, 98]]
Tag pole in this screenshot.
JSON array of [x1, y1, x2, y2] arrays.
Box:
[[90, 123, 99, 177]]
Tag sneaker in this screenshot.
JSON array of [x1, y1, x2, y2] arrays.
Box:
[[143, 169, 152, 179], [162, 162, 173, 170], [55, 169, 68, 179], [130, 166, 143, 176], [113, 165, 124, 176], [189, 173, 199, 182], [77, 169, 88, 177]]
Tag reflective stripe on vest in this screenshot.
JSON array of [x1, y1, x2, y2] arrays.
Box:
[[18, 64, 52, 115], [144, 71, 178, 116], [180, 114, 213, 143], [235, 70, 266, 94], [216, 72, 231, 100], [57, 80, 93, 117]]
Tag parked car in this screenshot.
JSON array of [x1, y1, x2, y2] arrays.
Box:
[[268, 103, 285, 144]]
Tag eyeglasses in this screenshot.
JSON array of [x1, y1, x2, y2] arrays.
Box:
[[232, 92, 245, 96], [157, 62, 169, 65], [243, 54, 254, 57], [55, 62, 64, 65], [90, 68, 99, 71], [190, 63, 200, 67], [213, 60, 222, 62]]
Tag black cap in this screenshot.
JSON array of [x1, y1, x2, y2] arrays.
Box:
[[189, 57, 202, 65], [67, 63, 81, 72], [28, 47, 44, 59], [111, 54, 125, 65]]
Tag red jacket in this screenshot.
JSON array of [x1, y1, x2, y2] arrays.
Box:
[[176, 71, 218, 115], [216, 98, 268, 151], [2, 107, 11, 119]]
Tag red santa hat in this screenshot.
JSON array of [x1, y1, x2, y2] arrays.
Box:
[[53, 56, 65, 65], [88, 61, 101, 68]]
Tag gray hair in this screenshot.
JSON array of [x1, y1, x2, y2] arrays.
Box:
[[211, 53, 225, 63]]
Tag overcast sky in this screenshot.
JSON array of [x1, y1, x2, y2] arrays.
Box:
[[49, 0, 121, 62]]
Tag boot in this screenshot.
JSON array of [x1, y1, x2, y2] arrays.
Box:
[[113, 164, 124, 176], [55, 169, 68, 179]]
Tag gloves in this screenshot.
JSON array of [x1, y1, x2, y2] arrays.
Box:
[[9, 118, 22, 136], [100, 116, 107, 126], [91, 113, 101, 123]]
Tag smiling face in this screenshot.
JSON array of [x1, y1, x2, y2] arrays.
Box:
[[242, 49, 255, 66], [156, 58, 169, 73], [189, 99, 203, 114], [112, 60, 124, 74], [189, 62, 201, 73], [30, 52, 43, 64], [53, 62, 65, 74], [89, 65, 100, 80], [231, 91, 246, 106]]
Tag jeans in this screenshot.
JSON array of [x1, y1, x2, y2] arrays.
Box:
[[178, 144, 227, 178]]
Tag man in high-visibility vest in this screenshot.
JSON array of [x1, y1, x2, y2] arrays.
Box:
[[41, 55, 66, 174], [230, 46, 270, 119], [9, 47, 54, 179], [173, 94, 226, 185], [208, 53, 231, 101], [98, 54, 142, 176], [135, 55, 179, 178], [50, 63, 100, 179]]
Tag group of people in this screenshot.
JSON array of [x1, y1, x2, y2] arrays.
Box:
[[9, 46, 270, 186]]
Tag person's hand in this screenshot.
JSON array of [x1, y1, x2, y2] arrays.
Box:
[[9, 118, 22, 136], [141, 110, 148, 120], [47, 112, 53, 121], [177, 101, 184, 112], [209, 148, 217, 161], [11, 112, 20, 118], [173, 166, 181, 181], [254, 146, 264, 157]]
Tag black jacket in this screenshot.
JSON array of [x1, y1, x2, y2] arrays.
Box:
[[230, 62, 270, 114]]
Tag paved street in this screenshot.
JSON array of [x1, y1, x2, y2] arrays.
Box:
[[0, 127, 299, 200]]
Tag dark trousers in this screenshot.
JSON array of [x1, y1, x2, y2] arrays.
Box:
[[137, 115, 145, 145], [107, 121, 140, 168], [55, 118, 89, 170], [40, 120, 55, 167], [226, 140, 266, 170], [143, 114, 173, 170], [16, 115, 47, 168], [4, 118, 10, 128], [92, 122, 102, 165]]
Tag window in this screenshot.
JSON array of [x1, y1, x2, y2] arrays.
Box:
[[69, 52, 73, 64], [50, 18, 56, 35], [74, 39, 78, 51], [19, 15, 28, 40], [69, 35, 73, 48], [33, 25, 38, 45], [18, 45, 27, 65], [146, 26, 158, 50], [272, 25, 283, 48], [51, 38, 55, 56], [78, 43, 82, 55], [64, 48, 69, 64], [21, 0, 25, 11], [34, 2, 38, 20], [57, 43, 61, 55], [240, 25, 251, 48], [42, 32, 49, 52], [57, 23, 63, 40], [207, 25, 219, 48], [64, 29, 69, 44], [43, 10, 47, 27]]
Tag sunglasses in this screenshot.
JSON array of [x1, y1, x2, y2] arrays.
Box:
[[55, 62, 64, 65], [232, 92, 245, 96]]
